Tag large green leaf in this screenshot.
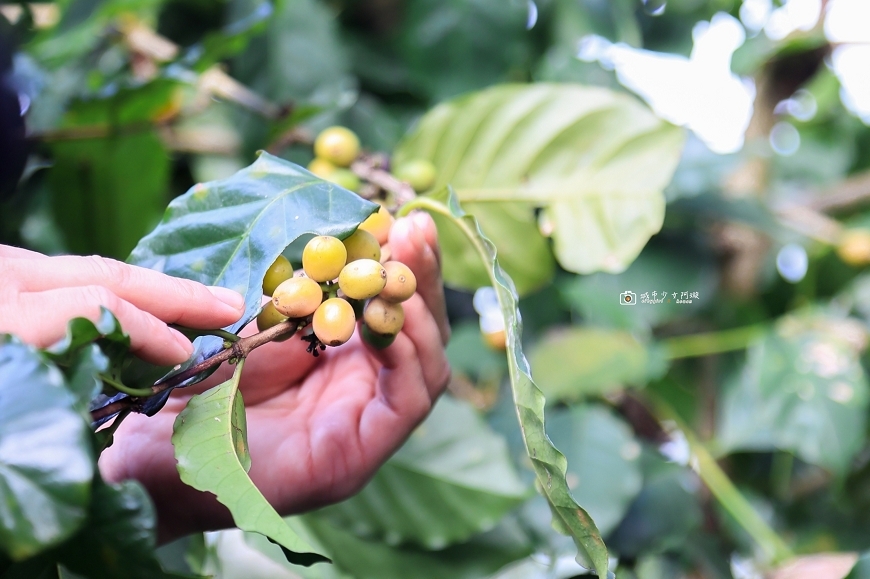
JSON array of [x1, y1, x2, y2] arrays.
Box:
[[0, 339, 94, 560], [608, 452, 703, 558], [129, 151, 376, 340], [716, 311, 870, 475], [127, 151, 377, 406], [48, 132, 169, 260], [399, 189, 609, 577], [55, 479, 196, 579], [529, 328, 667, 402], [848, 552, 870, 578], [317, 395, 529, 549], [171, 361, 328, 566], [47, 80, 180, 259], [546, 405, 643, 536], [394, 83, 685, 294]]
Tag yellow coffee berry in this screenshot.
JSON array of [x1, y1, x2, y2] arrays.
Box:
[[272, 277, 323, 318], [363, 297, 404, 336], [313, 126, 360, 167], [338, 259, 387, 300], [302, 236, 347, 282], [837, 229, 870, 266], [313, 297, 356, 346], [343, 229, 381, 263], [308, 157, 336, 178], [380, 261, 416, 303], [262, 255, 294, 297], [358, 205, 394, 245]]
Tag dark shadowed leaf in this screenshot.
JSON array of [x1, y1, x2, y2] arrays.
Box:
[[56, 479, 197, 579], [0, 338, 94, 560]]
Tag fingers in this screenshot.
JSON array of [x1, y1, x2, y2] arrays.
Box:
[[388, 212, 450, 345], [4, 255, 244, 329], [10, 286, 195, 365], [0, 245, 47, 259], [359, 332, 433, 461], [364, 294, 450, 400]]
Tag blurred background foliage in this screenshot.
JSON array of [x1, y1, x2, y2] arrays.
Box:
[[6, 0, 870, 577]]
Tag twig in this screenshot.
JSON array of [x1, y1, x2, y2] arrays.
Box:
[[808, 169, 870, 213], [350, 156, 416, 208], [90, 320, 299, 423]]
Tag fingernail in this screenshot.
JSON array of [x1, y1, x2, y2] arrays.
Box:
[[208, 286, 245, 311], [411, 211, 432, 231], [170, 328, 194, 358]]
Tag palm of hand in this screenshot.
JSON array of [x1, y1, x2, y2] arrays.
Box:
[[101, 214, 450, 541]]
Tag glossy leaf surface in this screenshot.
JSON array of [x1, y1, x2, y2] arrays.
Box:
[[0, 339, 94, 560]]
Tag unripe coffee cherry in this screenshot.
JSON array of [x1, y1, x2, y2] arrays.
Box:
[[257, 301, 288, 331], [338, 259, 387, 300], [343, 229, 381, 263], [328, 168, 361, 192], [272, 277, 323, 318], [359, 205, 394, 245], [361, 323, 396, 350], [380, 261, 416, 303], [303, 236, 347, 282], [308, 157, 336, 178], [313, 126, 360, 167], [262, 255, 293, 297], [313, 298, 356, 346], [364, 297, 405, 336], [393, 159, 437, 192]]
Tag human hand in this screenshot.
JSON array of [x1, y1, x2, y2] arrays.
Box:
[[0, 246, 245, 365], [99, 212, 451, 542]]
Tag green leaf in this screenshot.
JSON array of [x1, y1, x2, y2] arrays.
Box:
[[848, 552, 870, 579], [128, 151, 377, 361], [399, 189, 609, 578], [394, 83, 685, 294], [171, 361, 328, 566], [295, 516, 532, 579], [559, 243, 718, 331], [546, 405, 643, 536], [316, 395, 529, 549], [716, 311, 870, 475], [43, 310, 131, 414], [608, 453, 703, 558], [529, 328, 668, 402], [48, 131, 169, 260], [0, 338, 94, 560], [56, 479, 196, 579]]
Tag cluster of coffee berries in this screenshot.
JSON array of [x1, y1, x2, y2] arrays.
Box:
[[307, 126, 437, 196], [258, 226, 417, 355]]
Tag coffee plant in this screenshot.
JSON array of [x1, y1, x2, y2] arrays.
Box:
[[5, 1, 870, 579]]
